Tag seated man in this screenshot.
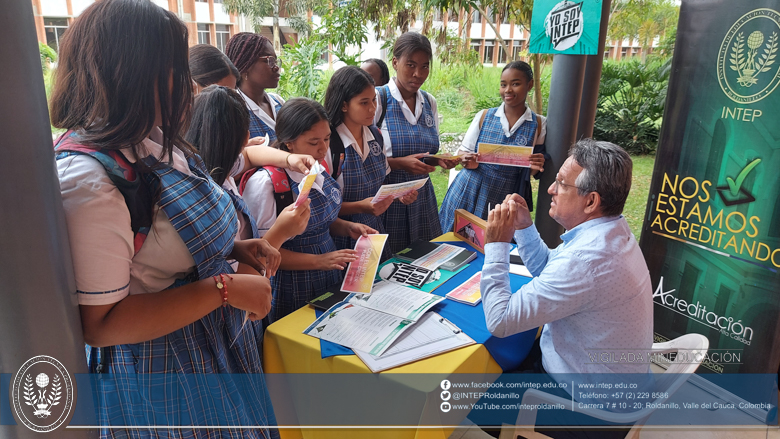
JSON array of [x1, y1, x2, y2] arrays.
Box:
[[481, 138, 652, 384]]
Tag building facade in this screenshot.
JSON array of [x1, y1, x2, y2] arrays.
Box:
[[32, 0, 240, 52]]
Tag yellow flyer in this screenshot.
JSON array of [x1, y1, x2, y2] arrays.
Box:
[[476, 143, 533, 167], [341, 234, 389, 294], [293, 161, 323, 209]]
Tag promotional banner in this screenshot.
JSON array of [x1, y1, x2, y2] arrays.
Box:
[[640, 0, 780, 374], [529, 0, 602, 55]]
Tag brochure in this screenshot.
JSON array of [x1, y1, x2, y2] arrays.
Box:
[[354, 312, 475, 372], [395, 240, 477, 271], [293, 161, 324, 209], [476, 143, 534, 168], [370, 178, 429, 204], [445, 271, 482, 305], [302, 281, 444, 356], [376, 259, 467, 292], [410, 243, 465, 270], [341, 234, 389, 294]]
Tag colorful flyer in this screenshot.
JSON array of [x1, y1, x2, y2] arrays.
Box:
[[341, 234, 389, 294], [476, 143, 534, 167], [293, 161, 323, 209], [370, 177, 428, 204], [411, 243, 465, 270], [445, 272, 482, 305]]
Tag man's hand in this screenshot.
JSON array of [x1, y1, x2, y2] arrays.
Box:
[[486, 203, 517, 244], [503, 193, 533, 230]]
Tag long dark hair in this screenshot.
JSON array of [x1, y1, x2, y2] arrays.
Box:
[[324, 66, 374, 127], [275, 98, 329, 152], [49, 0, 193, 161], [184, 86, 249, 186], [190, 44, 240, 87]]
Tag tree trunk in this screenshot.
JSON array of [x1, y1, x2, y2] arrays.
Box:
[[475, 4, 509, 64], [533, 53, 543, 113], [272, 0, 281, 53]]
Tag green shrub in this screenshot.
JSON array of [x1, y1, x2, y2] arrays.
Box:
[[593, 58, 670, 155], [39, 42, 56, 73]]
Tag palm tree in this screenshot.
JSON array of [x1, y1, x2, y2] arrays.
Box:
[[223, 0, 319, 53]]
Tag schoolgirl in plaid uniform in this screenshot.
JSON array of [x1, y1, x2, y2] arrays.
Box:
[[226, 33, 285, 142], [323, 67, 418, 260], [374, 33, 460, 254], [51, 2, 278, 437], [241, 98, 378, 322], [439, 61, 549, 233]]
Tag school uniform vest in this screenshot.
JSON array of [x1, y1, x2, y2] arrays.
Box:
[[269, 169, 343, 322], [379, 86, 442, 254], [248, 94, 283, 141], [333, 133, 389, 260], [439, 107, 538, 233], [55, 132, 278, 439]]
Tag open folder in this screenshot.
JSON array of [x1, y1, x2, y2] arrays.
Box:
[[354, 312, 475, 373]]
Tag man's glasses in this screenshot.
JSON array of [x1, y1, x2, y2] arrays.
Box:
[[551, 176, 581, 192], [258, 56, 281, 68]]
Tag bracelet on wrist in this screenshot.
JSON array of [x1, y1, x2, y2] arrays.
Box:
[[213, 273, 233, 307], [285, 153, 292, 168]]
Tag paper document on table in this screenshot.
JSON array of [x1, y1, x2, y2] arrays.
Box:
[[446, 271, 482, 305], [370, 178, 428, 204], [347, 281, 444, 321], [293, 161, 323, 209], [509, 247, 532, 277], [303, 302, 415, 357], [411, 243, 464, 270], [476, 143, 533, 167], [354, 312, 475, 372]]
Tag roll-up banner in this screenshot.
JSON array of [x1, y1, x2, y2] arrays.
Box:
[[641, 0, 780, 375]]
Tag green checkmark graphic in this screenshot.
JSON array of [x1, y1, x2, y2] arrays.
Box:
[[726, 158, 761, 197]]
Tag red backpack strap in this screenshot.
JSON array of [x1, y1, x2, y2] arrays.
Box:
[[239, 166, 293, 216]]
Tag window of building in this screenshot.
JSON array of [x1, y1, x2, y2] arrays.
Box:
[[216, 24, 230, 52], [448, 10, 459, 22], [197, 23, 211, 45], [512, 40, 524, 60], [484, 40, 494, 64], [44, 17, 68, 52], [501, 13, 509, 24], [497, 44, 506, 63], [195, 0, 207, 3], [432, 9, 442, 22], [620, 47, 628, 59], [213, 0, 223, 3], [472, 9, 481, 23], [471, 39, 482, 54], [632, 47, 640, 57]]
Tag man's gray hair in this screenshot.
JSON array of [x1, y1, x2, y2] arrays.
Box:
[[570, 139, 632, 217]]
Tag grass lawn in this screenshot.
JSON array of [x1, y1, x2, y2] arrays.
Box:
[[430, 155, 656, 241]]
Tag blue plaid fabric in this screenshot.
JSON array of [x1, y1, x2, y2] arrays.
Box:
[[269, 170, 343, 322], [439, 107, 538, 233], [333, 133, 390, 260], [226, 189, 261, 239], [248, 95, 283, 141], [55, 146, 278, 439], [379, 87, 442, 254]]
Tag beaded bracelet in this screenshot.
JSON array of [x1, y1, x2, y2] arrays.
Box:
[[213, 273, 233, 307]]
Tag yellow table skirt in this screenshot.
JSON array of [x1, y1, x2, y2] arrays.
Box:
[[263, 233, 502, 439]]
